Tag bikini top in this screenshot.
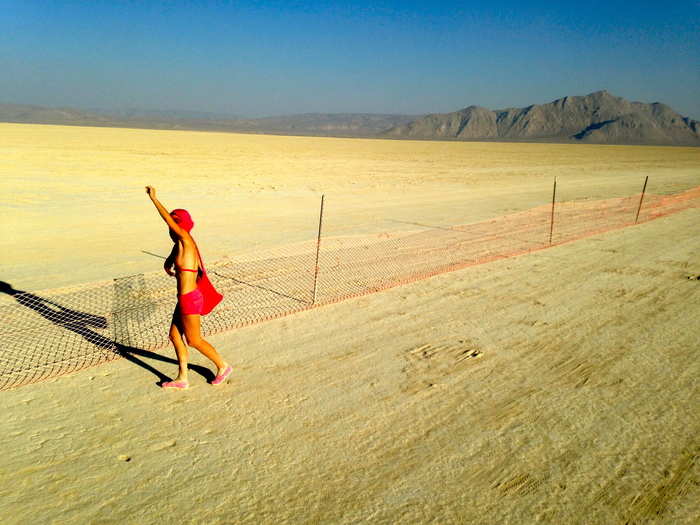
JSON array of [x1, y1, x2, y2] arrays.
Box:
[[175, 259, 201, 274]]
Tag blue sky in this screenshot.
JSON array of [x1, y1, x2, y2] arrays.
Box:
[[1, 1, 699, 118]]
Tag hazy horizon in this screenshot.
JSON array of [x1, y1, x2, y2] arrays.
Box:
[[2, 1, 699, 120], [4, 88, 698, 123]]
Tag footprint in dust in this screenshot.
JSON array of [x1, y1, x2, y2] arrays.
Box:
[[402, 339, 484, 393], [453, 347, 483, 362], [148, 440, 177, 452]]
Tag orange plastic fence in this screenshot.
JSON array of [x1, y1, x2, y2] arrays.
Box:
[[1, 185, 698, 391]]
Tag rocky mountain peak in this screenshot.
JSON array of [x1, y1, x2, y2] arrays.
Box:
[[384, 91, 699, 146]]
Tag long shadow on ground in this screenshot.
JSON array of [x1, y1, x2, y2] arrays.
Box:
[[0, 280, 213, 389]]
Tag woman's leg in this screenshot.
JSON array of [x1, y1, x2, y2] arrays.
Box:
[[181, 313, 228, 374], [169, 310, 190, 382]]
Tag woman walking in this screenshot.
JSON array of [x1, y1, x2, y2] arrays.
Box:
[[146, 186, 231, 389]]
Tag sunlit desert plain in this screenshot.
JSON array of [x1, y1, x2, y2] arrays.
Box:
[[1, 122, 698, 524]]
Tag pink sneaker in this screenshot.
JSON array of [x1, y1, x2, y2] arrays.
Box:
[[162, 380, 189, 390], [212, 366, 233, 386]]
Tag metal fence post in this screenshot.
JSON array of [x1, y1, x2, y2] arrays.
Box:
[[634, 176, 649, 224], [311, 194, 325, 304], [549, 177, 557, 245]]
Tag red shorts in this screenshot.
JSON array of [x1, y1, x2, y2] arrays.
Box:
[[178, 288, 204, 315]]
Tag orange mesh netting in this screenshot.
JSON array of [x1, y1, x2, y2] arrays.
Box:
[[1, 185, 698, 391]]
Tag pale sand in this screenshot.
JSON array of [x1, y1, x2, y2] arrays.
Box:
[[1, 123, 699, 523]]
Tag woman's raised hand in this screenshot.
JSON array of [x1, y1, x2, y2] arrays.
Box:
[[145, 185, 156, 198]]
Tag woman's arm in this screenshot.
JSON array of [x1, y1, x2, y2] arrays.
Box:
[[145, 186, 188, 239]]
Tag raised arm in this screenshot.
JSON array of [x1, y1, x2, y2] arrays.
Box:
[[145, 186, 189, 239]]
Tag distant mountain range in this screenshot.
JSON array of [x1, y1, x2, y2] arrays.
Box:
[[210, 113, 420, 135], [384, 91, 700, 146], [2, 91, 698, 146], [0, 103, 417, 137]]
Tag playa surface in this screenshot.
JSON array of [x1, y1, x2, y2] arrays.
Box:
[[1, 123, 699, 523]]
